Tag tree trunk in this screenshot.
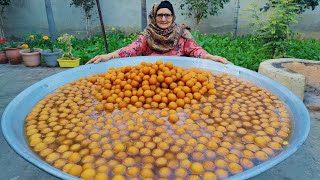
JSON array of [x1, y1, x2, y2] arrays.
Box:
[[95, 0, 109, 53], [233, 0, 240, 38], [0, 10, 4, 37], [141, 0, 147, 31], [193, 15, 201, 32], [44, 0, 58, 41], [86, 17, 89, 37]]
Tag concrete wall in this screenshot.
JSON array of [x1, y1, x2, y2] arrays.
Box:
[[2, 0, 320, 38]]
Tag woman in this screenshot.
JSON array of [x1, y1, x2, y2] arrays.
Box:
[[86, 0, 230, 64]]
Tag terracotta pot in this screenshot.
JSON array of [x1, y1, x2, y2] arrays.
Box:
[[5, 47, 22, 65], [0, 50, 8, 64], [19, 48, 42, 67]]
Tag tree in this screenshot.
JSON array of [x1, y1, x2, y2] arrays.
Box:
[[262, 0, 320, 13], [44, 0, 57, 41], [179, 0, 230, 26], [70, 0, 96, 36], [141, 0, 147, 31], [0, 0, 10, 37], [95, 0, 108, 53], [247, 0, 300, 57]]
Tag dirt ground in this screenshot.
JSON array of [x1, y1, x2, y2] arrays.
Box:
[[283, 62, 320, 92], [283, 62, 320, 112]]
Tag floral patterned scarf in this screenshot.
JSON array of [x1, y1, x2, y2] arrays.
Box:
[[141, 3, 194, 54]]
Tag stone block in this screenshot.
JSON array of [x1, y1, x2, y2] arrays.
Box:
[[258, 58, 306, 100]]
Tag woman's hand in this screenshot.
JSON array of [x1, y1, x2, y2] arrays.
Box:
[[204, 54, 231, 64], [86, 52, 119, 64]]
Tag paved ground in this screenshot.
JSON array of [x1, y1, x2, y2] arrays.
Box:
[[0, 63, 319, 180]]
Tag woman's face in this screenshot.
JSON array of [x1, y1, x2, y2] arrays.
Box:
[[156, 8, 173, 29]]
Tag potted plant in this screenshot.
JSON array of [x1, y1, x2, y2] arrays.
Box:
[[5, 40, 22, 65], [0, 37, 8, 63], [0, 0, 11, 64], [40, 35, 62, 67], [20, 34, 42, 67], [57, 33, 80, 68]]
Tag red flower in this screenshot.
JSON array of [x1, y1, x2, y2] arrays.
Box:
[[0, 37, 6, 44]]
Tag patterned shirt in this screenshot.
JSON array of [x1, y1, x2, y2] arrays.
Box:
[[116, 35, 208, 58]]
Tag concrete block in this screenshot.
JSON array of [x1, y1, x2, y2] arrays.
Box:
[[258, 58, 306, 100]]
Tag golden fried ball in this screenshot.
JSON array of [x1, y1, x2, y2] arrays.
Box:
[[203, 172, 217, 180], [127, 146, 139, 156], [152, 148, 164, 157], [240, 158, 254, 169], [140, 169, 154, 178], [80, 169, 96, 180], [156, 157, 168, 167], [113, 143, 126, 152], [168, 114, 179, 123], [94, 173, 109, 180], [215, 159, 228, 169], [228, 162, 243, 174], [203, 160, 215, 171], [113, 164, 126, 175], [68, 165, 83, 176], [255, 150, 269, 161], [254, 136, 267, 147], [215, 168, 229, 179], [159, 167, 171, 177], [190, 162, 204, 174], [126, 166, 139, 177], [97, 165, 110, 173], [180, 159, 192, 169], [192, 151, 205, 161], [226, 153, 239, 163], [111, 175, 125, 180], [175, 168, 188, 177]]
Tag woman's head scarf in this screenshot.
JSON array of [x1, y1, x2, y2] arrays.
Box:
[[142, 1, 194, 54]]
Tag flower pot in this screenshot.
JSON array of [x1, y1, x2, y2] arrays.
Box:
[[41, 49, 62, 67], [0, 50, 8, 64], [57, 57, 80, 68], [19, 48, 42, 67], [5, 47, 22, 65]]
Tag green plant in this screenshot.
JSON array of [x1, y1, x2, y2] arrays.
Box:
[[57, 33, 76, 59], [286, 38, 320, 60], [0, 0, 10, 37], [4, 40, 19, 48], [0, 36, 6, 50], [42, 35, 54, 52], [247, 0, 300, 58], [261, 0, 319, 13], [51, 29, 320, 69], [192, 32, 272, 71], [21, 34, 39, 52], [179, 0, 229, 26], [72, 29, 138, 64], [70, 0, 96, 36]]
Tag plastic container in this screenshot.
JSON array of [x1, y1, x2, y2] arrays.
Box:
[[1, 56, 310, 180], [57, 58, 80, 67]]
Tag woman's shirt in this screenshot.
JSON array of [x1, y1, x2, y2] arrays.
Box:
[[116, 34, 208, 58]]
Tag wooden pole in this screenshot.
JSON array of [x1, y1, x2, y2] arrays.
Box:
[[95, 0, 109, 53]]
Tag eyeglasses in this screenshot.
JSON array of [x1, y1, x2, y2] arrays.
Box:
[[156, 13, 173, 19]]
